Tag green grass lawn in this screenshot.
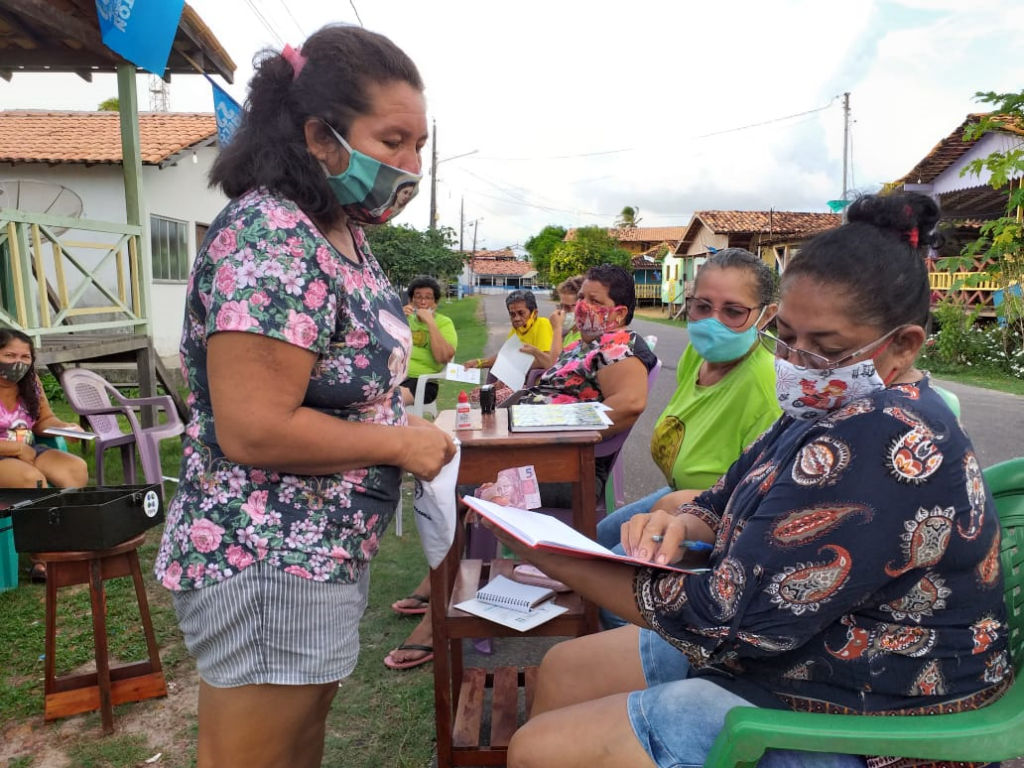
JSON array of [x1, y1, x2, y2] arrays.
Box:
[[0, 296, 485, 767]]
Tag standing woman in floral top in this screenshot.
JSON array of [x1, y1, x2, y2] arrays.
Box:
[[497, 192, 1009, 768], [154, 25, 456, 768]]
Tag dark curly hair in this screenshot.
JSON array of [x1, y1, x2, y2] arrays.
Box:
[[584, 264, 636, 324], [782, 191, 941, 329], [0, 328, 40, 420], [407, 275, 442, 302], [209, 24, 423, 228]]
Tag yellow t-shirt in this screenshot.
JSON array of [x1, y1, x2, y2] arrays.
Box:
[[506, 315, 554, 353]]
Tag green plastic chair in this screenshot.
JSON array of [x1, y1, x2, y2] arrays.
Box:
[[932, 384, 962, 418], [704, 456, 1024, 768]]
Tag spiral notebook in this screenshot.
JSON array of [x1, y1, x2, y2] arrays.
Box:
[[475, 574, 554, 613]]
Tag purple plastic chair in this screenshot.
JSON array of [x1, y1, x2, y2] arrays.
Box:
[[60, 368, 185, 486]]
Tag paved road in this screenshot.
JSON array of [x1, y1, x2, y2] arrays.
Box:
[[477, 291, 1023, 504]]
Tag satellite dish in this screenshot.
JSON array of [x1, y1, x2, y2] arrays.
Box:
[[0, 179, 84, 235]]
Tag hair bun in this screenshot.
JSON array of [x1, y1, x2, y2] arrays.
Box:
[[846, 192, 942, 251]]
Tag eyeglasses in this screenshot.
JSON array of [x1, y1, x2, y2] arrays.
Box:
[[685, 298, 762, 330], [757, 327, 901, 371]]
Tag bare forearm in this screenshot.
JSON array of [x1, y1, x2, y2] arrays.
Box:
[[217, 406, 410, 474], [522, 551, 647, 626], [426, 327, 455, 365]]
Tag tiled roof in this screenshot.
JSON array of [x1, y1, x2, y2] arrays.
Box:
[[471, 249, 534, 276], [0, 111, 218, 165], [895, 112, 1024, 186], [689, 211, 842, 236], [632, 242, 671, 269], [564, 226, 688, 244]]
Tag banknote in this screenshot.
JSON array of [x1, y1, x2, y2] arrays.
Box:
[[479, 465, 541, 509]]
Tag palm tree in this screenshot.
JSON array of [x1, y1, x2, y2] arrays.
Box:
[[617, 205, 642, 228]]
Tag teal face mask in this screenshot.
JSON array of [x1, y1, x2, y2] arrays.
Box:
[[688, 311, 763, 363], [322, 123, 421, 225]]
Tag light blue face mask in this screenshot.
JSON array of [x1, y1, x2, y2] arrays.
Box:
[[322, 123, 421, 225], [688, 309, 764, 363]]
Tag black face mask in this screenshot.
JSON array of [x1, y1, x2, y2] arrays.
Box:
[[0, 361, 30, 383]]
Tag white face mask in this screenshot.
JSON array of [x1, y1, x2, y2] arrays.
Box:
[[774, 357, 886, 421]]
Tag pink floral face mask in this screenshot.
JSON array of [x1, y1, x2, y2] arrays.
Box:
[[574, 300, 625, 336]]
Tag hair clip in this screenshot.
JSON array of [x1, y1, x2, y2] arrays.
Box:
[[907, 227, 919, 248], [281, 44, 307, 81]]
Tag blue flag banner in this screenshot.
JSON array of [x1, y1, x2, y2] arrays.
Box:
[[210, 80, 243, 146], [95, 0, 185, 76]]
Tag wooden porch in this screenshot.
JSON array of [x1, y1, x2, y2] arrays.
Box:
[[1, 209, 186, 420]]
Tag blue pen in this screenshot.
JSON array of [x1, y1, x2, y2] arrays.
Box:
[[649, 535, 713, 551]]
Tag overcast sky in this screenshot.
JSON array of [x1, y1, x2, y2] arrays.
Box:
[[3, 0, 1023, 251]]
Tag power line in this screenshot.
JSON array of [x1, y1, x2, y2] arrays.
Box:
[[267, 0, 306, 38], [349, 0, 364, 26], [690, 98, 838, 140], [242, 0, 284, 45], [471, 147, 636, 162]]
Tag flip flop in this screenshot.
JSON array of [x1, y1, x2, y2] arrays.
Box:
[[384, 644, 434, 670], [391, 593, 430, 616]]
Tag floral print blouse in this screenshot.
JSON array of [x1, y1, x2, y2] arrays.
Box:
[[522, 329, 656, 405], [634, 378, 1009, 716], [155, 188, 410, 591]]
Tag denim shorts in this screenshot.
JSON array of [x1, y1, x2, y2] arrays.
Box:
[[628, 629, 866, 768], [173, 561, 370, 688]]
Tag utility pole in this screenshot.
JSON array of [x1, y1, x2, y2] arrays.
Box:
[[459, 196, 465, 254], [471, 219, 481, 256], [841, 92, 850, 200], [428, 118, 438, 230]]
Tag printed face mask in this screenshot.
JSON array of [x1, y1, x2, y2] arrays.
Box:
[[688, 310, 763, 363], [773, 357, 886, 421], [0, 360, 30, 384], [322, 123, 421, 225], [574, 301, 623, 336]]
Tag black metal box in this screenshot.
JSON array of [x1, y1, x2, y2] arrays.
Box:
[[2, 485, 165, 552]]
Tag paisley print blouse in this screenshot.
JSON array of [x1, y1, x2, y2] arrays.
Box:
[[634, 377, 1010, 714], [155, 188, 410, 591]]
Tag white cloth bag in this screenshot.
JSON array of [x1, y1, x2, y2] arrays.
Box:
[[413, 446, 461, 568]]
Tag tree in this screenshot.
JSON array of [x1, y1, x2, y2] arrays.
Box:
[[524, 224, 567, 283], [365, 223, 467, 288], [547, 226, 632, 285], [616, 205, 642, 228], [940, 89, 1024, 345], [98, 97, 119, 111]]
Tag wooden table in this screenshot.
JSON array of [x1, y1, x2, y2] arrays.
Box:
[[430, 409, 602, 767]]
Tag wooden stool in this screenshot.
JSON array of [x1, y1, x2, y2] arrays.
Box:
[[35, 532, 167, 733]]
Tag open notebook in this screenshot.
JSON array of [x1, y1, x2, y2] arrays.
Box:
[[461, 496, 700, 574]]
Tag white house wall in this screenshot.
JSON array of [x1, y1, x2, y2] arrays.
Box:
[[144, 149, 226, 357], [931, 132, 1023, 195], [1, 147, 225, 359]]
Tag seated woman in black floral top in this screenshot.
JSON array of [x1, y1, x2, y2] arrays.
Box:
[[494, 192, 1010, 768], [517, 263, 657, 435]]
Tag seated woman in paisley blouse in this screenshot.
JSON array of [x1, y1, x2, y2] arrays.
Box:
[[494, 192, 1010, 768]]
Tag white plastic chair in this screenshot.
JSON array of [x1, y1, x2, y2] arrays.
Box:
[[409, 371, 446, 420]]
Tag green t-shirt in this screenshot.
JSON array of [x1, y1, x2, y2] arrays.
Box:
[[407, 311, 458, 377], [650, 343, 780, 491]]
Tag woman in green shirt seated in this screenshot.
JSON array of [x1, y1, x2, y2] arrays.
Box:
[[596, 248, 780, 575], [399, 275, 457, 405]]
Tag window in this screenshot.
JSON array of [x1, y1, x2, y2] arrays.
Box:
[[150, 215, 189, 282]]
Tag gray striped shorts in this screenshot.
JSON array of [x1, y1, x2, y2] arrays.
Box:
[[172, 561, 371, 688]]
